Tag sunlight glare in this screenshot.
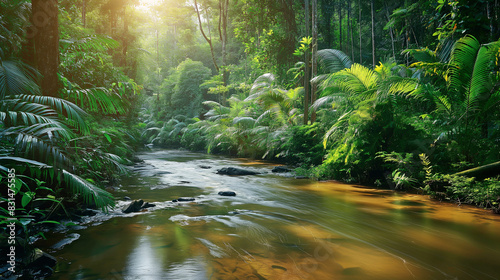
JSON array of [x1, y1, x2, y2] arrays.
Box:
[[136, 0, 160, 11]]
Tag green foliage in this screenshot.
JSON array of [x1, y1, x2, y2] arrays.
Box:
[[424, 173, 500, 210], [0, 58, 115, 211], [376, 151, 421, 189], [293, 37, 312, 57], [279, 124, 323, 167], [0, 0, 30, 56], [159, 59, 211, 118]]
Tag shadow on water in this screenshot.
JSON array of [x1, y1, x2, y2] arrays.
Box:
[[48, 149, 500, 280]]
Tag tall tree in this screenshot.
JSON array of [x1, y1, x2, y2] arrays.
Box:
[[311, 0, 318, 123], [358, 0, 362, 63], [30, 0, 60, 96], [371, 0, 376, 67], [220, 0, 229, 85], [338, 0, 343, 51], [82, 0, 86, 28], [304, 0, 310, 124], [194, 0, 219, 72], [348, 0, 354, 60]]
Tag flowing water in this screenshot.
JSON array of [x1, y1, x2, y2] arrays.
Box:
[[48, 150, 500, 280]]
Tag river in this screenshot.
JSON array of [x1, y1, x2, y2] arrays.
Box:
[[47, 149, 500, 279]]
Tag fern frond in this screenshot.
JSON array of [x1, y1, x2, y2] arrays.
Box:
[[317, 49, 353, 73]]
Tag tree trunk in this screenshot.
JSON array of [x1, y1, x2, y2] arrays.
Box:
[[348, 0, 354, 61], [384, 2, 396, 58], [82, 0, 86, 28], [122, 8, 129, 68], [221, 0, 229, 87], [488, 1, 494, 41], [320, 0, 334, 48], [304, 0, 310, 125], [194, 0, 219, 72], [31, 0, 60, 97], [358, 0, 362, 63], [280, 0, 298, 64], [338, 0, 343, 51], [311, 0, 318, 123], [371, 0, 376, 68], [454, 161, 500, 180]]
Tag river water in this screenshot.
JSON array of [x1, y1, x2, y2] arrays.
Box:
[[48, 150, 500, 280]]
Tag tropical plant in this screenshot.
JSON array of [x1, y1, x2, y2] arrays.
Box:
[[0, 57, 114, 211], [312, 61, 421, 182], [406, 35, 500, 164]]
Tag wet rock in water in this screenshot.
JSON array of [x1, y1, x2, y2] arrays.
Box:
[[122, 199, 144, 213], [179, 180, 191, 184], [295, 176, 309, 179], [198, 165, 212, 169], [123, 196, 132, 201], [342, 267, 364, 276], [131, 157, 143, 163], [216, 167, 260, 176], [172, 197, 196, 202], [218, 191, 236, 196], [142, 202, 156, 209], [154, 171, 172, 176], [51, 233, 80, 250], [271, 265, 287, 271], [27, 249, 57, 277], [74, 208, 98, 217], [272, 166, 292, 173]]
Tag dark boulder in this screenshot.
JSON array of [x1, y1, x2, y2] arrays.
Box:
[[123, 196, 132, 201], [218, 191, 236, 196], [272, 166, 292, 173], [216, 167, 260, 176], [122, 199, 144, 213], [295, 176, 309, 179], [123, 200, 158, 213], [27, 249, 57, 275]]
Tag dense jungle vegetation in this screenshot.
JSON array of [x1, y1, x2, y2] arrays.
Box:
[[1, 0, 500, 275]]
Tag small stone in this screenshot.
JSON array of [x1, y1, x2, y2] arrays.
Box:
[[123, 196, 132, 201], [218, 191, 236, 196], [198, 165, 212, 169]]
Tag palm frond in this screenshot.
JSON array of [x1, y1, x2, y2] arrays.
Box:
[[317, 49, 353, 73], [323, 111, 352, 148], [465, 46, 492, 116], [447, 35, 481, 100], [0, 59, 40, 100], [402, 48, 438, 63], [233, 116, 256, 128], [61, 35, 120, 53], [61, 170, 115, 211], [17, 94, 89, 133]]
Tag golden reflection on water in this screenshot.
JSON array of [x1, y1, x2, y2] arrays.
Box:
[[49, 151, 500, 280]]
